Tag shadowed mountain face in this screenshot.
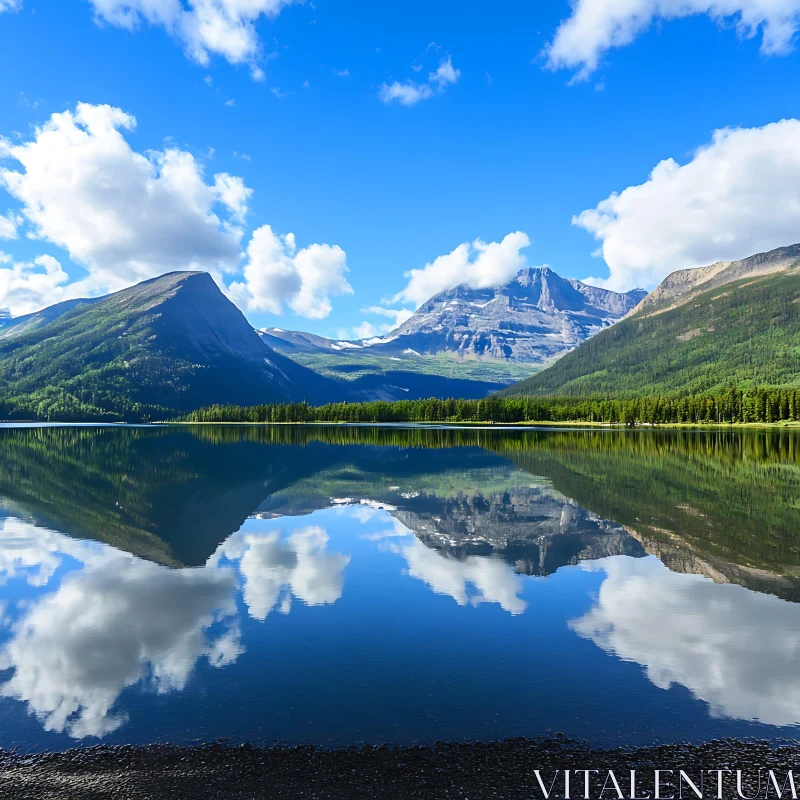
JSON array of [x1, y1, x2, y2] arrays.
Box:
[[0, 272, 352, 419], [0, 425, 797, 599], [265, 267, 646, 367]]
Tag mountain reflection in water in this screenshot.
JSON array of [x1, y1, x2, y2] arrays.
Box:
[[0, 424, 797, 749]]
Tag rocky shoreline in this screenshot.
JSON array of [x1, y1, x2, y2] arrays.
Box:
[[1, 737, 798, 799]]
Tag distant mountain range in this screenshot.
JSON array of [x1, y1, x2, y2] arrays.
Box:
[[0, 265, 641, 418], [261, 266, 645, 397], [265, 266, 645, 363], [503, 243, 800, 397], [4, 241, 799, 420]]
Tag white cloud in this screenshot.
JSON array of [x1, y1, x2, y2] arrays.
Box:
[[212, 172, 252, 221], [397, 537, 527, 615], [379, 81, 434, 106], [214, 526, 350, 620], [571, 556, 800, 726], [363, 306, 414, 326], [429, 55, 460, 89], [350, 320, 381, 339], [229, 224, 353, 319], [0, 211, 21, 240], [0, 102, 247, 302], [394, 231, 531, 307], [545, 0, 800, 80], [575, 119, 800, 291], [343, 306, 415, 340], [0, 0, 21, 11], [0, 254, 76, 316], [379, 56, 460, 106], [88, 0, 298, 78]]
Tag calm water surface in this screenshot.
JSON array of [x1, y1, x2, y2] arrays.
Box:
[[0, 424, 798, 751]]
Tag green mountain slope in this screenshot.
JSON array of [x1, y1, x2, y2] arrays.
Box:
[[501, 265, 800, 397], [0, 271, 349, 420], [282, 349, 536, 399]]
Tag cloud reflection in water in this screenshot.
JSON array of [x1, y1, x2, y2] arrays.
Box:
[[571, 557, 800, 727], [0, 517, 350, 738]]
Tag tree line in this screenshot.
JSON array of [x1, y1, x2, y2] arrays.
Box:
[[179, 386, 800, 426]]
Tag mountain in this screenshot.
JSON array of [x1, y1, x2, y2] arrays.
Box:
[[267, 266, 646, 364], [0, 297, 102, 340], [259, 328, 352, 354], [262, 267, 645, 399], [633, 243, 800, 315], [0, 271, 350, 420], [501, 244, 800, 397], [370, 266, 645, 362]]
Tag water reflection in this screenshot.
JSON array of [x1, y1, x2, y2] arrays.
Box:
[[392, 536, 527, 615], [212, 527, 350, 620], [0, 517, 349, 738], [571, 557, 800, 726], [0, 425, 797, 748], [0, 520, 241, 738]]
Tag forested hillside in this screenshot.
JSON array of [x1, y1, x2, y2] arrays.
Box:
[[0, 272, 346, 420], [501, 269, 800, 397]]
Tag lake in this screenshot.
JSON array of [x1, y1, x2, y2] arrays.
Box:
[[0, 423, 797, 752]]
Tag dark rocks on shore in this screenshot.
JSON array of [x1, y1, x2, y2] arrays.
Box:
[[1, 737, 798, 799]]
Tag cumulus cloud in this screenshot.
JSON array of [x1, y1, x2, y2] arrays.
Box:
[[571, 556, 800, 726], [0, 211, 21, 239], [397, 538, 527, 615], [228, 224, 352, 319], [545, 0, 800, 80], [393, 231, 531, 307], [341, 306, 415, 341], [0, 102, 247, 306], [575, 119, 800, 291], [379, 55, 460, 106], [88, 0, 298, 78], [213, 526, 350, 621], [379, 81, 434, 106], [0, 254, 76, 316], [212, 172, 252, 221]]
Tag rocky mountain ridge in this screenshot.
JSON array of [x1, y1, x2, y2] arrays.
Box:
[[633, 243, 800, 316], [265, 266, 646, 366]]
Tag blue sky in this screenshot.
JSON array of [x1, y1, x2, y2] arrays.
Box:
[[1, 0, 800, 338]]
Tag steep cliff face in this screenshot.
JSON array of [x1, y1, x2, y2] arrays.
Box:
[[264, 267, 645, 367], [368, 267, 646, 364]]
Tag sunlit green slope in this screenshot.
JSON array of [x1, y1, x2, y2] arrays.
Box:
[[501, 269, 800, 397]]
